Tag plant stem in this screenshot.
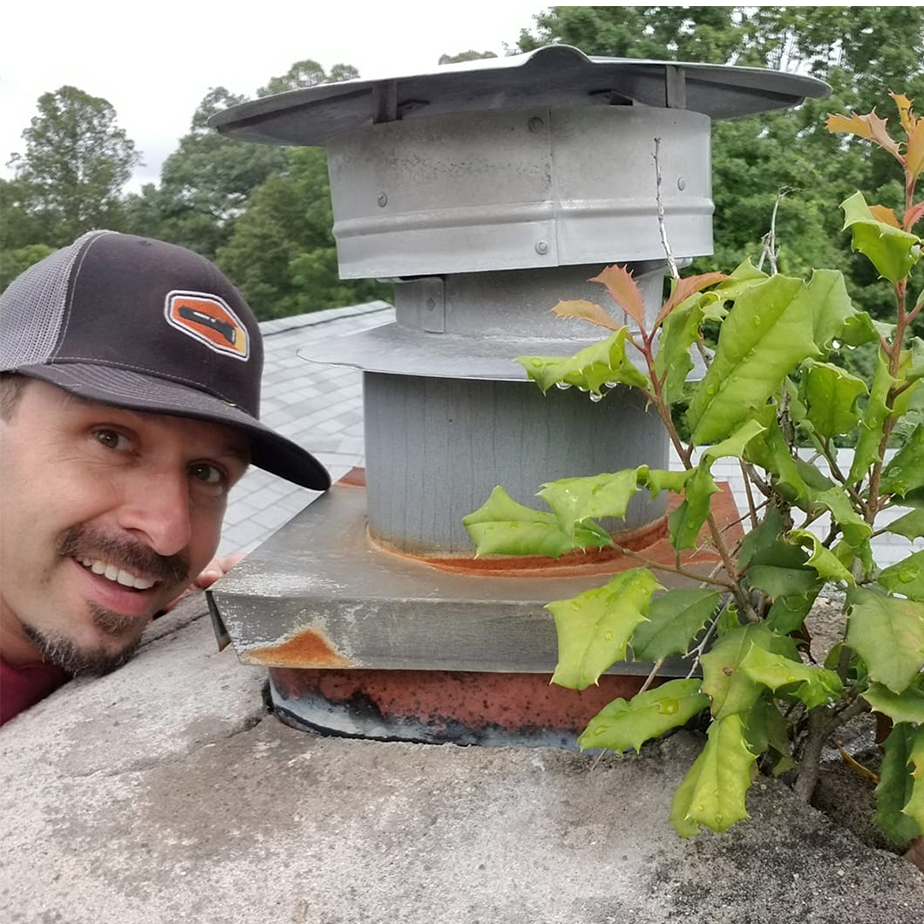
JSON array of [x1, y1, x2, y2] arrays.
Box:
[[653, 137, 680, 283], [638, 658, 665, 694], [793, 698, 870, 803], [611, 543, 735, 589]]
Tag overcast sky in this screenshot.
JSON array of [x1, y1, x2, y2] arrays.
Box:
[[1, 0, 547, 191]]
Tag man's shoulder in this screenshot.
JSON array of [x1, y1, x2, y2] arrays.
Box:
[[0, 656, 70, 725]]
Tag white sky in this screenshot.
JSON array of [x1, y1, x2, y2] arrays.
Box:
[[1, 0, 547, 191]]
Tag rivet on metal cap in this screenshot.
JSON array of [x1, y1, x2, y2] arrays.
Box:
[[377, 193, 388, 208], [528, 117, 545, 134], [535, 240, 550, 255], [677, 177, 687, 191]]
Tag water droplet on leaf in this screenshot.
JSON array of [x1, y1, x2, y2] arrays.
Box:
[[555, 381, 572, 390], [603, 630, 614, 641], [658, 699, 679, 715], [590, 392, 604, 403]]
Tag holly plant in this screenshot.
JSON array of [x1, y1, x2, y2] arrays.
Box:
[[464, 94, 924, 842]]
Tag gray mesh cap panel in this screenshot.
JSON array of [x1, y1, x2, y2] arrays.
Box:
[[0, 230, 112, 369]]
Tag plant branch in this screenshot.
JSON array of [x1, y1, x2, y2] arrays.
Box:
[[611, 542, 735, 589], [653, 137, 680, 282]]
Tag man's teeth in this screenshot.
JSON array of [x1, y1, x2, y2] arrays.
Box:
[[79, 558, 156, 590]]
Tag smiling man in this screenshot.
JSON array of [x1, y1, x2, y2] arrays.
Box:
[[0, 230, 330, 724]]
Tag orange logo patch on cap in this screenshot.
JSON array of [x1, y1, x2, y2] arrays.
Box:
[[164, 291, 250, 361]]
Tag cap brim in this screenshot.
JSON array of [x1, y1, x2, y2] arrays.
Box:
[[18, 364, 332, 490]]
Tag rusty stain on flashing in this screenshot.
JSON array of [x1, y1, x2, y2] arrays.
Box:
[[243, 626, 352, 668]]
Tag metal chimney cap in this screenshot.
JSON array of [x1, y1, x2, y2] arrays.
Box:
[[208, 44, 831, 147]]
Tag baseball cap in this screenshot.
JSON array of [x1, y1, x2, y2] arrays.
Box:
[[0, 230, 331, 490]]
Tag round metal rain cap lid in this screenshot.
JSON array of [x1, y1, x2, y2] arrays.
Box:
[[208, 44, 831, 147]]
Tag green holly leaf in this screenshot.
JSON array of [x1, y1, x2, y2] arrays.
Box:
[[737, 505, 786, 570], [539, 469, 639, 539], [517, 328, 649, 395], [875, 724, 924, 846], [549, 568, 662, 690], [842, 191, 922, 285], [847, 587, 924, 693], [848, 349, 896, 484], [687, 275, 820, 444], [745, 418, 814, 509], [578, 679, 709, 753], [654, 300, 704, 404], [737, 642, 843, 709], [903, 729, 924, 834], [863, 682, 924, 725], [840, 309, 881, 347], [807, 269, 864, 355], [668, 465, 720, 551], [799, 361, 868, 439], [640, 467, 695, 497], [701, 419, 768, 464], [885, 508, 924, 540], [670, 714, 757, 836], [765, 588, 822, 635], [812, 487, 872, 550], [881, 423, 924, 497], [789, 529, 856, 585], [463, 486, 612, 558], [744, 698, 795, 776], [630, 589, 722, 662], [878, 550, 924, 602], [701, 625, 798, 720]]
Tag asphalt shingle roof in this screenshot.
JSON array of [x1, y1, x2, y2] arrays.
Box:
[[222, 304, 923, 571]]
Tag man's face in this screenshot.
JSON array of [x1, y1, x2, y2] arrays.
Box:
[[0, 379, 249, 674]]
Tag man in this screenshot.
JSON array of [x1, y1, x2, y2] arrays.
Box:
[[0, 230, 330, 724]]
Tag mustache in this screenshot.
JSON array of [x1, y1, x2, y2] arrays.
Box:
[[56, 525, 190, 587]]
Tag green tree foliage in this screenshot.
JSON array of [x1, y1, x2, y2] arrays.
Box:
[[4, 86, 139, 247], [438, 50, 499, 65], [215, 147, 388, 320]]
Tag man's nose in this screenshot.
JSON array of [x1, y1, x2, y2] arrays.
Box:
[[118, 469, 192, 556]]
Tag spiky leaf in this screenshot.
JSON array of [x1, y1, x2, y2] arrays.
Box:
[[800, 361, 867, 439], [654, 272, 729, 329], [881, 423, 924, 497], [885, 509, 924, 540], [539, 469, 639, 539], [517, 328, 649, 395], [812, 487, 872, 550], [737, 642, 843, 709], [550, 299, 620, 331], [588, 264, 647, 329], [878, 550, 924, 602], [903, 729, 924, 832], [578, 679, 709, 753], [863, 682, 924, 725], [630, 589, 722, 662], [788, 529, 855, 584], [463, 486, 612, 558], [826, 110, 902, 157], [876, 724, 924, 845], [701, 625, 798, 720], [654, 300, 703, 404], [549, 568, 662, 690], [841, 192, 921, 284], [687, 275, 819, 444], [846, 587, 924, 693], [670, 714, 757, 836], [848, 349, 896, 483], [668, 465, 720, 551]]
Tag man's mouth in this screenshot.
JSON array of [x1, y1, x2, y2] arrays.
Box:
[[76, 557, 159, 591]]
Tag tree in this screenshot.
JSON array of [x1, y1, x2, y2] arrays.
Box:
[[6, 86, 139, 247], [215, 147, 389, 319], [438, 50, 498, 65]]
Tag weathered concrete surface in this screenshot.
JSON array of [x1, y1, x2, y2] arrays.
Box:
[[1, 595, 922, 924]]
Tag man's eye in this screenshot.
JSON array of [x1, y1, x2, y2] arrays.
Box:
[[189, 463, 224, 486], [94, 429, 131, 451]]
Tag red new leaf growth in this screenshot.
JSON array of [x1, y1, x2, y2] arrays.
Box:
[[654, 272, 730, 330], [870, 205, 902, 228], [826, 110, 902, 160], [550, 299, 620, 331], [588, 265, 648, 331], [905, 200, 924, 231]]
